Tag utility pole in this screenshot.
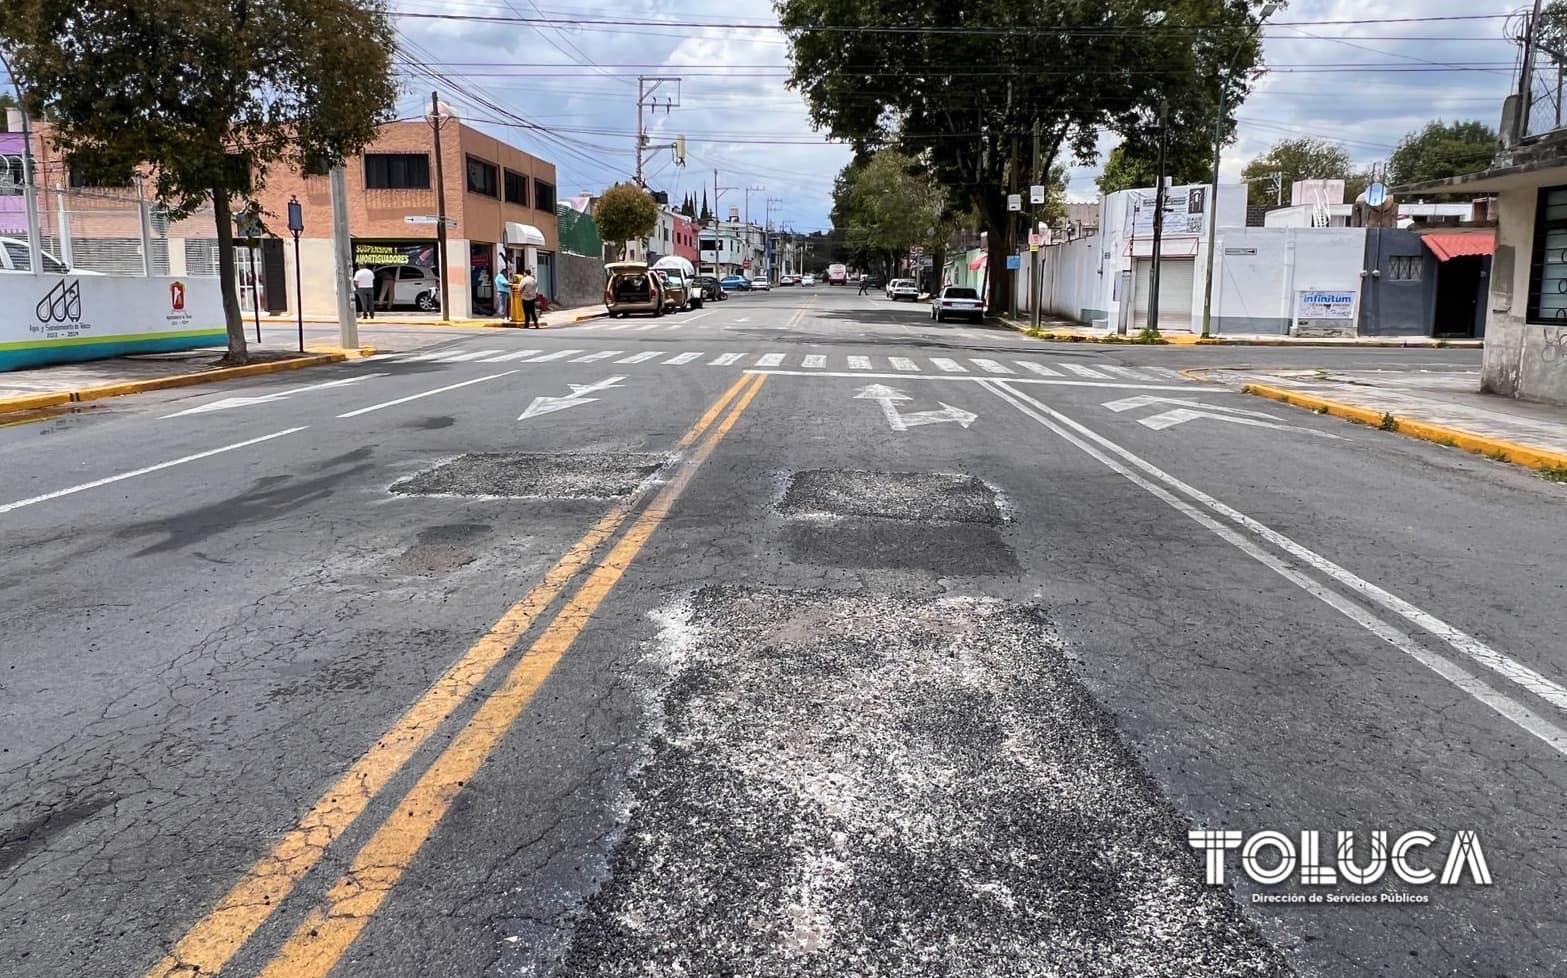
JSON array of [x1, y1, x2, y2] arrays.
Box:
[[330, 165, 357, 349], [1148, 99, 1169, 335], [427, 92, 453, 321], [713, 169, 736, 273], [1031, 120, 1042, 330], [743, 184, 764, 274], [635, 76, 681, 186]]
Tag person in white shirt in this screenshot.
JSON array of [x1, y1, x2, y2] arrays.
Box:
[[352, 265, 376, 319]]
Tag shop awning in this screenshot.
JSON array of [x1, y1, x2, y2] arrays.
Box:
[[967, 252, 988, 271], [1420, 232, 1495, 262], [503, 222, 546, 247]]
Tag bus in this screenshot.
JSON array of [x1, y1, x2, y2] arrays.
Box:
[[826, 263, 848, 286]]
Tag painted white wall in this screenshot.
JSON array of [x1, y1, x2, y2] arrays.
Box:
[[1480, 186, 1567, 402], [1210, 227, 1366, 335]]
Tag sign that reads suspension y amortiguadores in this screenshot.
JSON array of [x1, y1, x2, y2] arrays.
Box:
[[0, 274, 225, 372]]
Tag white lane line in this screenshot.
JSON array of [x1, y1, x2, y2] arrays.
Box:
[[745, 370, 1216, 391], [438, 349, 502, 362], [985, 381, 1567, 751], [634, 322, 664, 331], [755, 353, 785, 367], [664, 351, 703, 365], [160, 374, 386, 419], [889, 357, 919, 372], [847, 355, 873, 370], [478, 349, 542, 363], [1061, 363, 1112, 379], [709, 353, 744, 366], [681, 311, 713, 324], [1100, 364, 1161, 381], [570, 350, 623, 362], [337, 371, 518, 419], [735, 317, 751, 323], [615, 351, 660, 364], [0, 427, 308, 515], [930, 358, 967, 373], [1016, 360, 1063, 377], [522, 350, 583, 362], [802, 354, 827, 368], [970, 358, 1014, 374]]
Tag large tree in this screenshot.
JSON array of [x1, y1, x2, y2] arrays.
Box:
[[1098, 133, 1218, 195], [837, 149, 950, 272], [1240, 137, 1356, 206], [779, 0, 1266, 310], [596, 182, 659, 257], [1387, 120, 1497, 190], [0, 0, 397, 363]]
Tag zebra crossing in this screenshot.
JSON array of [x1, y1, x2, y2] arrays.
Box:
[[369, 346, 1189, 382]]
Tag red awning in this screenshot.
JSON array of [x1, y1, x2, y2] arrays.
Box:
[[1420, 232, 1495, 262], [967, 252, 988, 271]]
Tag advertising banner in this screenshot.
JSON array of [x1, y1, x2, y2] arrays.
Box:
[[1294, 289, 1357, 330], [0, 274, 226, 371], [352, 241, 439, 268], [1131, 185, 1209, 236]]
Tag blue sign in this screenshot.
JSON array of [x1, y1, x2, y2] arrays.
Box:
[[1006, 255, 1021, 270]]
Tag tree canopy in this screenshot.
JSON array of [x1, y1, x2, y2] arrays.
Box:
[[1387, 120, 1497, 189], [1240, 138, 1357, 206], [0, 0, 398, 361], [1098, 132, 1218, 195], [779, 0, 1267, 308], [596, 182, 659, 256]]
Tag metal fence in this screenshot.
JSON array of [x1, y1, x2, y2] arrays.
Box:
[[2, 179, 223, 279], [1519, 0, 1567, 141]]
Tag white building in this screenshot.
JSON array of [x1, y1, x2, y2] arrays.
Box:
[[699, 221, 766, 277]]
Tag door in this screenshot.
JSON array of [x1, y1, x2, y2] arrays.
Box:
[[1433, 255, 1484, 337], [1133, 258, 1195, 329], [1358, 228, 1430, 335]]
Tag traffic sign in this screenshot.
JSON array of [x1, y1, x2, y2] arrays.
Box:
[[405, 215, 458, 227], [1006, 255, 1021, 270], [1007, 193, 1022, 212]]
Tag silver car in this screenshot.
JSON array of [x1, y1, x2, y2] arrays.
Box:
[[931, 285, 984, 323]]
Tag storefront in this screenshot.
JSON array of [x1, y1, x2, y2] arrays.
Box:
[[352, 239, 441, 313], [502, 222, 552, 301], [470, 242, 497, 315]]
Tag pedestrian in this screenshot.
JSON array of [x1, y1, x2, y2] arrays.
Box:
[[519, 267, 540, 328], [857, 272, 869, 295], [353, 264, 375, 319], [494, 264, 512, 323]]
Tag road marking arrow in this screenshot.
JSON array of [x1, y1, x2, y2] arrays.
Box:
[[160, 374, 384, 418], [855, 383, 977, 431], [1102, 394, 1284, 420], [518, 375, 626, 421]]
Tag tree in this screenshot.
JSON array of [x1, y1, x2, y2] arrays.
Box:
[[780, 0, 1264, 310], [0, 0, 397, 363], [1240, 138, 1354, 206], [700, 190, 711, 224], [1387, 120, 1497, 190], [0, 93, 15, 131], [1098, 136, 1218, 195], [595, 182, 659, 257]]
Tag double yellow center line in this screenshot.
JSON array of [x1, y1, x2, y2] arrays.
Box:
[[147, 372, 767, 978]]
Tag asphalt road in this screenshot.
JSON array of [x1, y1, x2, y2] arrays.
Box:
[[1, 287, 1561, 978]]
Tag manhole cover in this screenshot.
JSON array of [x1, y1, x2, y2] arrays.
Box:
[[779, 469, 1004, 525], [391, 452, 665, 499]]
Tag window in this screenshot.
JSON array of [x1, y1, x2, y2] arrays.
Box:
[[364, 153, 430, 189], [504, 169, 527, 206], [534, 180, 555, 211], [1528, 185, 1567, 323], [66, 154, 132, 188], [1388, 255, 1423, 282], [466, 156, 498, 197]]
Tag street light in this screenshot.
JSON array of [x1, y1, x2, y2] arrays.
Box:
[[425, 93, 455, 321], [1199, 2, 1279, 338]]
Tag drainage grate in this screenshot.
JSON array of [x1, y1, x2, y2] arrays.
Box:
[[779, 469, 1004, 525], [391, 452, 665, 499]]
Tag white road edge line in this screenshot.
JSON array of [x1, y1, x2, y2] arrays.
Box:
[[337, 372, 518, 418], [745, 369, 1217, 391], [983, 380, 1567, 754], [0, 427, 309, 516]]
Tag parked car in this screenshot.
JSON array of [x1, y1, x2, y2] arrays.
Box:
[[801, 274, 816, 286], [604, 261, 664, 317], [720, 274, 751, 291], [750, 277, 772, 291], [372, 264, 441, 311], [694, 274, 727, 301], [931, 285, 985, 322], [653, 256, 701, 310], [778, 274, 797, 286], [0, 237, 100, 274], [888, 278, 919, 301]]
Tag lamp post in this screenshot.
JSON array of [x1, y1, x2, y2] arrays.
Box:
[[426, 92, 454, 321], [1199, 2, 1279, 338], [287, 196, 304, 353]]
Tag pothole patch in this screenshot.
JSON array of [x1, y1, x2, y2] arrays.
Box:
[[391, 452, 666, 499], [778, 469, 1004, 525]]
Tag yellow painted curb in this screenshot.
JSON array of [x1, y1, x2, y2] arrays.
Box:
[[0, 353, 348, 416], [1243, 382, 1567, 474]]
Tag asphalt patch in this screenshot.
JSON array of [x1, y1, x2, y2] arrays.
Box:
[[779, 469, 1004, 525], [390, 453, 665, 499], [558, 587, 1289, 977]]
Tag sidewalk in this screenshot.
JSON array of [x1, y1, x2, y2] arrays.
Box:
[[1000, 317, 1483, 348], [301, 304, 608, 330], [1197, 364, 1567, 475]]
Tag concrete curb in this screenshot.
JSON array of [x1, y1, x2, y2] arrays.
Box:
[[999, 318, 1483, 349], [1243, 382, 1567, 474], [0, 351, 361, 416]]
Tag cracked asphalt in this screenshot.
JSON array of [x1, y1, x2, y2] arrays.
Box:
[[0, 288, 1562, 978]]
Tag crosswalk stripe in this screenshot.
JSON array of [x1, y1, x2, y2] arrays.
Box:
[[889, 357, 919, 372], [970, 358, 1013, 374], [478, 350, 543, 363], [438, 349, 502, 362], [930, 357, 967, 373], [755, 353, 785, 367], [523, 349, 583, 363], [847, 355, 872, 370], [1015, 360, 1063, 377], [1141, 365, 1185, 379], [802, 354, 826, 368], [1061, 363, 1111, 379], [1100, 364, 1157, 381], [615, 351, 660, 364], [709, 353, 743, 366], [404, 350, 457, 362], [664, 352, 703, 364], [570, 350, 622, 362], [634, 322, 663, 331]]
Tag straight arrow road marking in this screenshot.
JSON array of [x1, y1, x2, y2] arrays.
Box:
[[519, 375, 626, 421], [1136, 407, 1339, 437], [161, 375, 384, 419], [854, 383, 977, 431], [1103, 394, 1284, 420]]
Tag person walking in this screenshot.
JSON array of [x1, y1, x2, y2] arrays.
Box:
[[353, 264, 376, 319], [494, 264, 512, 323], [857, 272, 869, 295], [519, 267, 540, 328]]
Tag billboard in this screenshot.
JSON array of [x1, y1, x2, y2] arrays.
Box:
[[1, 274, 225, 371], [1131, 185, 1209, 237]]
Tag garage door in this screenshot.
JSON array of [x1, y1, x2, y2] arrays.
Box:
[[1133, 258, 1196, 329]]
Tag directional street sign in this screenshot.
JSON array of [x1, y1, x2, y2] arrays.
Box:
[[519, 376, 626, 421], [405, 215, 458, 227], [855, 384, 977, 432], [1101, 395, 1339, 437]]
